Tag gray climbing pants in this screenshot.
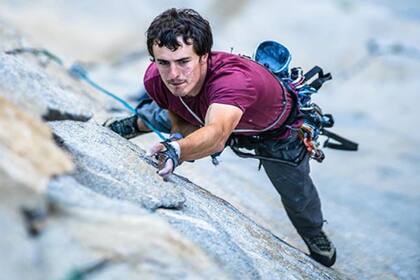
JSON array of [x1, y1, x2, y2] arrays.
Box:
[[254, 132, 324, 238], [135, 98, 172, 134]]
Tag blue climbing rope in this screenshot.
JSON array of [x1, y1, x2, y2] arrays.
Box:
[[68, 63, 167, 140]]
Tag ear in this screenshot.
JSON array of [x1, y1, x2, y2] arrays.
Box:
[[200, 53, 209, 64]]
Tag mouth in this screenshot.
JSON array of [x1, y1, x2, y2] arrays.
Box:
[[169, 81, 186, 87]]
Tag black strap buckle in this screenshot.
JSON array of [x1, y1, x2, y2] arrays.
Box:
[[303, 66, 332, 91]]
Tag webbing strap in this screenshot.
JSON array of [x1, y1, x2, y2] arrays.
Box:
[[178, 97, 204, 126], [229, 145, 299, 167], [303, 66, 332, 91], [321, 129, 358, 151]]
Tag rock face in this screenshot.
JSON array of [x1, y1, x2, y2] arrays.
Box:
[[0, 95, 73, 280], [0, 17, 346, 280], [0, 53, 94, 121], [45, 176, 228, 280], [0, 95, 73, 201], [50, 120, 186, 211], [48, 120, 345, 279]]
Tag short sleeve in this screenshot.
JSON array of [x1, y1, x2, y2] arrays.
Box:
[[207, 69, 257, 112]]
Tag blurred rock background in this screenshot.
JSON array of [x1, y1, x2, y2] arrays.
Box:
[[0, 0, 419, 279]]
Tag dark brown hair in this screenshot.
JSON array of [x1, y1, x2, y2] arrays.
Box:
[[146, 8, 213, 59]]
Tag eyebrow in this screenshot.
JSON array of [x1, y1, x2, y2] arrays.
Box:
[[156, 57, 191, 63]]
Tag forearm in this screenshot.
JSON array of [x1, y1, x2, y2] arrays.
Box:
[[177, 124, 227, 161], [166, 104, 242, 162]]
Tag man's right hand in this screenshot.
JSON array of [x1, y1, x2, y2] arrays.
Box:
[[147, 141, 181, 179]]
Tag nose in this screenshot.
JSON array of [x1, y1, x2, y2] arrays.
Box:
[[168, 63, 180, 80]]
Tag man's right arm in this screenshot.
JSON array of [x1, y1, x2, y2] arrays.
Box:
[[148, 104, 241, 178]]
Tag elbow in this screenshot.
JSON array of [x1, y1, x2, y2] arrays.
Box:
[[213, 134, 229, 154], [208, 124, 231, 155], [214, 142, 225, 154]]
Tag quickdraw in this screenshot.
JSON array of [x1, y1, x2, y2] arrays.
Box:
[[287, 65, 358, 162]]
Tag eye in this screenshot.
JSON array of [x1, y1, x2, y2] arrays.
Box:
[[179, 59, 190, 65], [157, 60, 169, 66]]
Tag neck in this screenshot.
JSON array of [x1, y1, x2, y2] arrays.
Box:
[[187, 59, 208, 97]]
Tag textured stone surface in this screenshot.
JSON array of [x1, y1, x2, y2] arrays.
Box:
[[0, 19, 135, 124], [0, 95, 73, 201], [157, 175, 347, 280], [0, 53, 94, 121], [2, 172, 227, 280], [43, 176, 227, 280], [48, 120, 345, 280], [50, 120, 186, 211], [38, 211, 228, 280], [0, 202, 44, 280], [0, 95, 73, 280], [48, 175, 147, 215]]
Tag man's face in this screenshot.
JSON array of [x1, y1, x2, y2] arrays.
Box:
[[152, 38, 208, 97]]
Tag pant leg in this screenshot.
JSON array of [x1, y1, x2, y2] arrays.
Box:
[[255, 132, 324, 237], [135, 93, 172, 134]]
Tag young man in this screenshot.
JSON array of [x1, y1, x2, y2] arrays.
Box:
[[106, 8, 336, 267]]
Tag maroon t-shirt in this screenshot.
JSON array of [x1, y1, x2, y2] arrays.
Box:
[[144, 51, 293, 136]]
